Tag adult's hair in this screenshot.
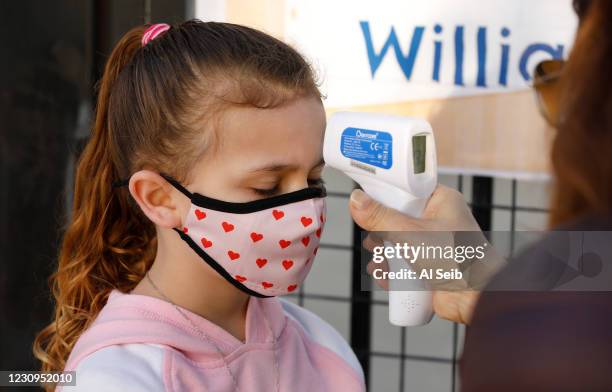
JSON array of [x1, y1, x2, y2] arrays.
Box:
[[550, 0, 612, 226], [573, 0, 593, 22], [32, 20, 321, 378]]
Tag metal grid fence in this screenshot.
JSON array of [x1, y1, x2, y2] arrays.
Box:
[[288, 173, 551, 391]]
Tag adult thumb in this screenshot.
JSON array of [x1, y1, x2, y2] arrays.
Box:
[[349, 189, 421, 231]]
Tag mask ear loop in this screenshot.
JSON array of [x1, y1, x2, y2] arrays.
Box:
[[159, 172, 194, 200], [111, 179, 130, 188], [158, 171, 198, 234], [111, 172, 192, 195]]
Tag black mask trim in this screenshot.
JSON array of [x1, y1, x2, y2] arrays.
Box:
[[173, 227, 272, 298], [159, 172, 326, 214]]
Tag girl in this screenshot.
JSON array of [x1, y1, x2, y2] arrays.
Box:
[[34, 20, 365, 391]]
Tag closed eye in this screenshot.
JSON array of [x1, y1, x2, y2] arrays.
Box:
[[308, 178, 326, 189], [251, 185, 280, 197], [251, 178, 325, 198]]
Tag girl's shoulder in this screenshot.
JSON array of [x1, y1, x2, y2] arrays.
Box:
[[278, 298, 364, 381], [67, 343, 166, 391], [65, 298, 364, 390]]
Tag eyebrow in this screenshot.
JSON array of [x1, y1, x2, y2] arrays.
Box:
[[248, 157, 325, 173]]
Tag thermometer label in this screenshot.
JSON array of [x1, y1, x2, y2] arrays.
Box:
[[340, 127, 393, 169]]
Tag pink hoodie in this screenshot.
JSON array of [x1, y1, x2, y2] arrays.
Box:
[[60, 289, 365, 391]]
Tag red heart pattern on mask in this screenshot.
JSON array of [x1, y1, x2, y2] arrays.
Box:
[[222, 222, 235, 232], [300, 216, 313, 227], [282, 259, 294, 270], [195, 209, 207, 220], [201, 237, 213, 248], [186, 195, 325, 296], [256, 258, 268, 268]]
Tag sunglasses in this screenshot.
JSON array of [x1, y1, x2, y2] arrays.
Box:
[[532, 59, 565, 126]]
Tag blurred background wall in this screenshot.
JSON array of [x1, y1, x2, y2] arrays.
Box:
[[0, 0, 189, 375], [1, 0, 92, 372]]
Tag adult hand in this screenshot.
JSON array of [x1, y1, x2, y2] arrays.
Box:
[[349, 184, 481, 232], [349, 185, 487, 325], [432, 291, 480, 325]]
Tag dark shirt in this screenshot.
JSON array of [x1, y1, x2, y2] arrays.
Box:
[[460, 214, 612, 391]]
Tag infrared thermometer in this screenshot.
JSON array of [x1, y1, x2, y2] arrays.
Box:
[[323, 112, 437, 326]]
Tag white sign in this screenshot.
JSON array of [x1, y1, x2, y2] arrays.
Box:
[[284, 0, 578, 108]]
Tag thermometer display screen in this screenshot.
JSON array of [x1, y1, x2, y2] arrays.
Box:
[[412, 135, 426, 174]]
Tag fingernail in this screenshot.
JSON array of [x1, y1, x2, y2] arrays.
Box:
[[350, 189, 372, 210]]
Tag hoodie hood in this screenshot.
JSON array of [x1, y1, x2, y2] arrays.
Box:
[[65, 289, 288, 370]]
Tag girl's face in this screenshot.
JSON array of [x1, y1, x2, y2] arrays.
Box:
[[128, 95, 326, 300], [187, 95, 326, 203]]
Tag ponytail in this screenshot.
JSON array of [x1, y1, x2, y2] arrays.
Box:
[[33, 25, 157, 378]]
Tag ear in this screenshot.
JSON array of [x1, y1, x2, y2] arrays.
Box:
[[128, 170, 186, 229]]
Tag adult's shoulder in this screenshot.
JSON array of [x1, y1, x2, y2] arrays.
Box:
[[460, 213, 612, 390], [483, 212, 612, 292]]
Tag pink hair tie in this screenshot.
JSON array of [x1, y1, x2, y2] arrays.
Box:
[[141, 23, 171, 47]]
